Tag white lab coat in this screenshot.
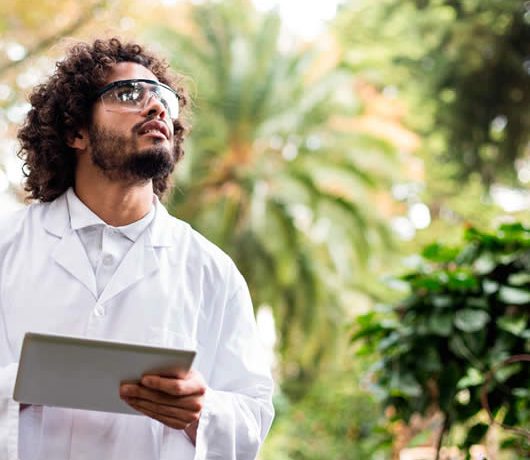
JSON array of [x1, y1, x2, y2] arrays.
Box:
[[0, 192, 274, 460]]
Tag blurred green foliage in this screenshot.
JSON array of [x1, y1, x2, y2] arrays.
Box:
[[145, 0, 397, 396], [336, 0, 530, 185], [261, 363, 392, 460], [352, 223, 530, 457]]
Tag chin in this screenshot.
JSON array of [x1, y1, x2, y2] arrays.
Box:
[[126, 147, 176, 180]]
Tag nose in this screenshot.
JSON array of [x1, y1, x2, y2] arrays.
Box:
[[140, 92, 169, 121]]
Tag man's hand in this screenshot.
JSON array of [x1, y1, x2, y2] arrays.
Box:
[[120, 369, 206, 443]]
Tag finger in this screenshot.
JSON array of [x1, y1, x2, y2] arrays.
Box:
[[120, 384, 203, 411], [129, 404, 188, 429], [125, 397, 200, 423], [141, 374, 206, 397], [126, 401, 198, 430]]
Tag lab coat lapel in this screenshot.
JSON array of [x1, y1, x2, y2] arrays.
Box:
[[43, 193, 177, 305], [44, 192, 98, 299], [51, 229, 98, 299], [98, 226, 160, 305], [97, 199, 175, 304]]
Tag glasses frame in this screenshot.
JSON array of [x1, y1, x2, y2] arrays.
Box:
[[94, 79, 180, 120]]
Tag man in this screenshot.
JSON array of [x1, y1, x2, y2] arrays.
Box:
[[0, 38, 274, 459]]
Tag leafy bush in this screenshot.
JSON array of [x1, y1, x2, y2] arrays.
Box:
[[261, 366, 391, 460], [352, 223, 530, 457]]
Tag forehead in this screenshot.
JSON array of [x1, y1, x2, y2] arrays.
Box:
[[104, 62, 158, 85]]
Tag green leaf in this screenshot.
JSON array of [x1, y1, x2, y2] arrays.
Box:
[[482, 279, 499, 294], [493, 363, 522, 383], [412, 275, 444, 291], [498, 222, 529, 235], [473, 253, 495, 275], [378, 332, 401, 351], [422, 243, 459, 263], [427, 312, 453, 336], [389, 372, 422, 398], [454, 309, 490, 332], [457, 241, 480, 264], [498, 286, 530, 305], [457, 368, 484, 389], [507, 272, 530, 286], [432, 295, 452, 308], [498, 253, 522, 265], [512, 388, 530, 398], [462, 330, 486, 355], [447, 269, 478, 290], [449, 335, 473, 360], [487, 334, 515, 364], [421, 347, 442, 373], [497, 315, 528, 337]]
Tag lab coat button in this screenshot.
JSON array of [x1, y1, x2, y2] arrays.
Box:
[[94, 304, 105, 317], [103, 254, 114, 266]]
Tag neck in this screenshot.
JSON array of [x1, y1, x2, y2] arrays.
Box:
[[74, 168, 155, 227]]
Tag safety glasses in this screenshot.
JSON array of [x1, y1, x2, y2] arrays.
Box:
[[94, 79, 180, 120]]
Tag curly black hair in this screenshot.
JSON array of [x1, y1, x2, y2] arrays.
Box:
[[17, 37, 189, 202]]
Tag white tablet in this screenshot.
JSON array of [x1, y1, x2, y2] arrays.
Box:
[[13, 332, 196, 415]]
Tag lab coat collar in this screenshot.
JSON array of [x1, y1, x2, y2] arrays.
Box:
[[43, 191, 176, 248], [66, 188, 105, 231], [66, 188, 154, 243], [42, 193, 71, 238], [147, 196, 176, 248], [42, 190, 178, 303]]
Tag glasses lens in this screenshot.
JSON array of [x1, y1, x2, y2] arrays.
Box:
[[156, 85, 179, 119], [100, 81, 179, 120], [105, 82, 145, 105]]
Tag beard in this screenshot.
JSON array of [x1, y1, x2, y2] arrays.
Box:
[[87, 123, 177, 183]]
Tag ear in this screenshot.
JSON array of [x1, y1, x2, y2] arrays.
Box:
[[66, 128, 89, 150]]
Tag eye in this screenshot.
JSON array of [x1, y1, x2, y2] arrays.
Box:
[[115, 84, 144, 104]]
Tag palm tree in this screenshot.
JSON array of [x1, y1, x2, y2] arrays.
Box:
[[147, 0, 396, 395]]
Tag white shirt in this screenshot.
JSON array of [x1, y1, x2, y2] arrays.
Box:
[[66, 189, 155, 296], [0, 189, 274, 460]]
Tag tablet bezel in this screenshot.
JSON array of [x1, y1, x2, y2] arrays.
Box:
[[13, 332, 196, 415]]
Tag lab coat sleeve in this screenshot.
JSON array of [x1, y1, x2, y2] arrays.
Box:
[[0, 211, 23, 460], [193, 280, 274, 460], [0, 274, 21, 460], [0, 362, 19, 460]]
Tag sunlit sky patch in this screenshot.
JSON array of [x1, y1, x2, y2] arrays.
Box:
[[252, 0, 342, 39], [157, 0, 342, 38]]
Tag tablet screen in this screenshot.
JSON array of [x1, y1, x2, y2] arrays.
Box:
[[14, 332, 196, 415]]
